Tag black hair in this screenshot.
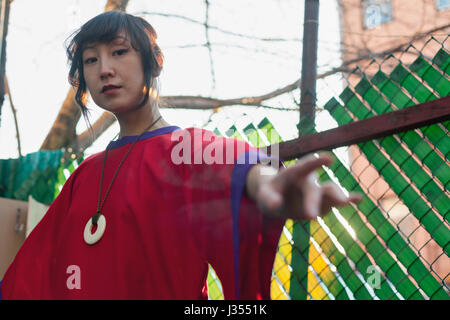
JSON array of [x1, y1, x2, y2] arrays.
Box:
[[66, 11, 163, 122]]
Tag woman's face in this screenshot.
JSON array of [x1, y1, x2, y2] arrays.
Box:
[[82, 32, 146, 114]]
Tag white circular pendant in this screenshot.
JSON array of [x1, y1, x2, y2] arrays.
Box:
[[83, 214, 106, 245]]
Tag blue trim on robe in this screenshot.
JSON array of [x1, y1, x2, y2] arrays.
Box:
[[231, 150, 274, 300], [106, 126, 182, 150]]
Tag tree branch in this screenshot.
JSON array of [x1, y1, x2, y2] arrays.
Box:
[[4, 75, 21, 157], [139, 11, 300, 42]]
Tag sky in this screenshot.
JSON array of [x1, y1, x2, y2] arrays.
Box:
[[0, 0, 343, 159]]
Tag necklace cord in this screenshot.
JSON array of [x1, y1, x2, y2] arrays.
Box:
[[93, 115, 162, 225]]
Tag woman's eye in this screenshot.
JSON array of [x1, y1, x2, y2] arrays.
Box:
[[83, 57, 97, 65], [113, 48, 128, 56]]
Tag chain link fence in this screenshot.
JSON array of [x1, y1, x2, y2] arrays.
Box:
[[206, 34, 449, 300]]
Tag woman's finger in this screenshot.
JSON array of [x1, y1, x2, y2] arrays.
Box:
[[319, 182, 362, 216], [348, 192, 363, 203]]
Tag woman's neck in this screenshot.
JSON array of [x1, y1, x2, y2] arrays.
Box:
[[116, 103, 170, 138]]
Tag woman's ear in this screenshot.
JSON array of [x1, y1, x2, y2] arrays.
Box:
[[152, 45, 163, 77], [156, 53, 163, 70], [81, 91, 89, 106]]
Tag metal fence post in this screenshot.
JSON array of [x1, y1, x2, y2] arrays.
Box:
[[290, 0, 320, 300]]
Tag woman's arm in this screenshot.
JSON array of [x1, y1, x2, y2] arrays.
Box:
[[245, 153, 362, 221]]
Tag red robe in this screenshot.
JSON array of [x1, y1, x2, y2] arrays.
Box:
[[0, 127, 284, 299]]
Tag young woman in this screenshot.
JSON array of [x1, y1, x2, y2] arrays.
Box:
[[0, 11, 361, 299]]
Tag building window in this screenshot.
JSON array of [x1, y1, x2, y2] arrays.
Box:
[[435, 0, 450, 10], [362, 0, 393, 29]]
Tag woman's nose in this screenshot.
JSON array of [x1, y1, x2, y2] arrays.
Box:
[[99, 58, 115, 79]]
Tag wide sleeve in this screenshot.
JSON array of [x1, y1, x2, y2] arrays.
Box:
[[182, 128, 285, 300], [230, 150, 286, 299], [0, 166, 78, 299]]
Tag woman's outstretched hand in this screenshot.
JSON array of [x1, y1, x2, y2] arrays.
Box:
[[247, 153, 362, 221]]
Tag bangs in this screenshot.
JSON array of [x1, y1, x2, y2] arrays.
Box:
[[71, 11, 135, 54]]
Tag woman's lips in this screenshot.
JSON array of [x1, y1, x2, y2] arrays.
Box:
[[102, 86, 121, 95]]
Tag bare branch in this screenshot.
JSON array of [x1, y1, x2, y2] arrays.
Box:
[[159, 67, 353, 110], [4, 75, 21, 157], [139, 11, 300, 42]]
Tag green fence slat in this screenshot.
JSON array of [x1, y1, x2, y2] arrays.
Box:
[[371, 72, 413, 108], [324, 101, 449, 299], [289, 220, 310, 300], [313, 199, 396, 299], [327, 97, 449, 251], [257, 117, 296, 168], [432, 48, 450, 76], [388, 63, 449, 172], [327, 154, 447, 299], [310, 222, 355, 300], [355, 76, 449, 160], [257, 117, 282, 144], [225, 124, 244, 140], [369, 70, 450, 163], [409, 55, 450, 97], [244, 123, 265, 148], [258, 118, 282, 151], [310, 221, 371, 299], [390, 63, 437, 102], [360, 141, 449, 251], [340, 83, 449, 220], [346, 81, 450, 212], [317, 168, 421, 300], [331, 159, 447, 299], [313, 126, 424, 299], [358, 70, 449, 172]]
